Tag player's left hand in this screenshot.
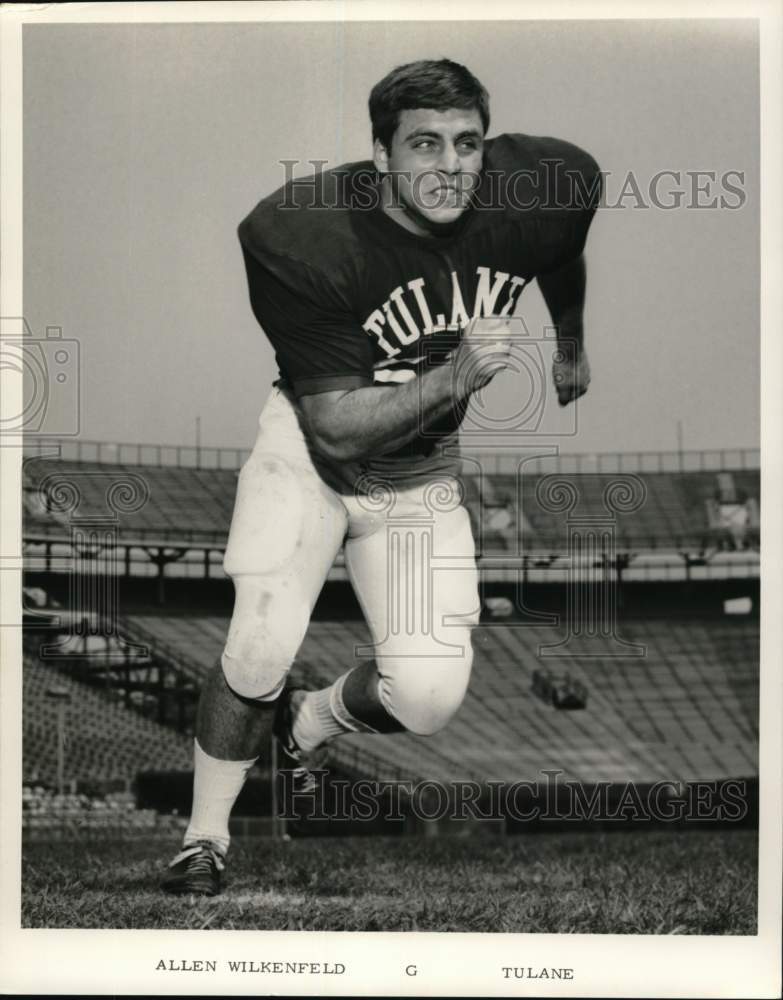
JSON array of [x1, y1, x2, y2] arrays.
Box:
[[552, 347, 591, 406]]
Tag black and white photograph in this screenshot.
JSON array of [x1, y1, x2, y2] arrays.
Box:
[[0, 1, 781, 996]]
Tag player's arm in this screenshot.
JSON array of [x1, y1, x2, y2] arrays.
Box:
[[536, 253, 591, 407], [527, 136, 602, 407], [298, 318, 512, 464], [298, 368, 456, 463], [238, 230, 510, 460]]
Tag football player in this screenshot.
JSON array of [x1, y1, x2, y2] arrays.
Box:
[[162, 58, 600, 894]]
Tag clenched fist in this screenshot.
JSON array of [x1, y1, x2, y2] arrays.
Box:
[[452, 316, 515, 397], [552, 346, 591, 406]]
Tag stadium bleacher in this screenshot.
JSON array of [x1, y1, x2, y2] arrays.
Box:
[[112, 612, 758, 786], [21, 785, 177, 838], [23, 458, 237, 543], [23, 454, 760, 556], [502, 469, 759, 551], [20, 446, 760, 820], [23, 650, 192, 787]]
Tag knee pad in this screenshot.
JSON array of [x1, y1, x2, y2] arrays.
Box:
[[221, 647, 288, 702], [220, 579, 310, 700], [379, 641, 474, 736]]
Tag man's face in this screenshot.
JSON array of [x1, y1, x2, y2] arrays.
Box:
[[375, 107, 485, 231]]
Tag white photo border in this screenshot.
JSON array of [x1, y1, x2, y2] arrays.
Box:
[[1, 2, 780, 997]]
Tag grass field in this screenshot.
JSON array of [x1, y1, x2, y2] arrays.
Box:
[[22, 828, 757, 933]]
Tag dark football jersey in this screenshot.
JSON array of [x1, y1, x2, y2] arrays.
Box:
[[238, 133, 601, 485]]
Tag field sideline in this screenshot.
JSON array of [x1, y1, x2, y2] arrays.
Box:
[[22, 828, 757, 933]]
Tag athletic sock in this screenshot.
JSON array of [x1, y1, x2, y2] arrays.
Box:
[[290, 683, 350, 752], [291, 673, 375, 752], [183, 738, 257, 856]]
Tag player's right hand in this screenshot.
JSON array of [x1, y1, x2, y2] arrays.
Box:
[[452, 316, 514, 396]]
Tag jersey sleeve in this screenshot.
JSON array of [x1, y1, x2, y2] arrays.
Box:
[[238, 216, 374, 398], [532, 136, 602, 274], [487, 133, 602, 275]]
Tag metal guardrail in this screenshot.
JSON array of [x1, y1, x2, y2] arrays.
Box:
[[23, 525, 228, 547], [23, 438, 760, 475], [24, 437, 250, 470], [20, 440, 761, 579], [473, 447, 761, 476], [21, 522, 755, 556], [24, 439, 250, 470]]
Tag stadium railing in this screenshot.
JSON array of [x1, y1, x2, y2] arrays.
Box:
[[22, 455, 760, 568], [23, 438, 759, 475]]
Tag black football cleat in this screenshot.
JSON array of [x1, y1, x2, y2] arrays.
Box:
[[161, 841, 225, 896], [273, 687, 321, 794]]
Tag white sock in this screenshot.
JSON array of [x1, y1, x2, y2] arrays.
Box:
[[183, 738, 257, 856], [291, 673, 375, 752]]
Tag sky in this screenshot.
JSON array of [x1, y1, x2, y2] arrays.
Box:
[[22, 17, 759, 457]]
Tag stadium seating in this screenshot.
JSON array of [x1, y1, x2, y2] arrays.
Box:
[[23, 459, 237, 542], [115, 612, 758, 786], [492, 470, 760, 552], [23, 651, 192, 787], [120, 613, 225, 683], [23, 456, 760, 555], [21, 785, 188, 838], [20, 451, 760, 796]]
